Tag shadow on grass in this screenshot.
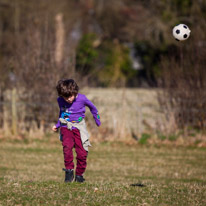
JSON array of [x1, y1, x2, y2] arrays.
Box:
[[130, 183, 146, 187]]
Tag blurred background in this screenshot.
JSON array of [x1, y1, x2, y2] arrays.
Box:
[[0, 0, 205, 144]]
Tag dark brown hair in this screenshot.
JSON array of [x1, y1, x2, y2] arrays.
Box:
[[56, 79, 79, 97]]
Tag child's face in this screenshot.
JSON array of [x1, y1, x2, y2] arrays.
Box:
[[63, 95, 76, 104]]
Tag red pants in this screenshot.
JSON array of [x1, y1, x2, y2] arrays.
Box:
[[60, 127, 88, 176]]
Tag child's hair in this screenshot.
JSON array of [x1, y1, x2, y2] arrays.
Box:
[[56, 79, 79, 97]]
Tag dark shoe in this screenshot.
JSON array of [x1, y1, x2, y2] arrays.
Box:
[[75, 175, 85, 183], [62, 168, 74, 183]]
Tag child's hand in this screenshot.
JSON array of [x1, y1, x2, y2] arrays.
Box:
[[52, 125, 58, 132]]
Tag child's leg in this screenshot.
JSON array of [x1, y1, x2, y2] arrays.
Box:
[[73, 129, 88, 176], [60, 127, 75, 170]]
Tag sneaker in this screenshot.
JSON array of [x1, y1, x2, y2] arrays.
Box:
[[62, 168, 74, 183], [75, 175, 85, 183]]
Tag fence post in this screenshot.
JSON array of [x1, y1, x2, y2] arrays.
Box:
[[137, 97, 142, 136], [11, 88, 18, 135]]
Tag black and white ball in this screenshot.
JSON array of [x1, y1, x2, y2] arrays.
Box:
[[172, 24, 191, 41]]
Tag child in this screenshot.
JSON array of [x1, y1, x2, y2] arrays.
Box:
[[52, 79, 101, 183]]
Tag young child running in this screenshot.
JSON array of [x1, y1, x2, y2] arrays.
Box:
[[52, 79, 101, 183]]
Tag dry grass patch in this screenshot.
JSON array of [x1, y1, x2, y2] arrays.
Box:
[[0, 138, 206, 205]]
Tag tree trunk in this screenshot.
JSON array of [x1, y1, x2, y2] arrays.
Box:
[[11, 88, 17, 135], [55, 13, 65, 65]]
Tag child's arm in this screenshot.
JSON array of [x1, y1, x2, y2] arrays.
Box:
[[84, 96, 101, 126], [52, 98, 61, 131], [55, 115, 61, 128]]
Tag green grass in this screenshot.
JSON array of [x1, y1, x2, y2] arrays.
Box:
[[0, 138, 206, 205]]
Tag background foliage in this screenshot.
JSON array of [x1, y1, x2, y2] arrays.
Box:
[[0, 0, 206, 136]]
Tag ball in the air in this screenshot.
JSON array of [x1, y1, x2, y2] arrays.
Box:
[[172, 24, 191, 41]]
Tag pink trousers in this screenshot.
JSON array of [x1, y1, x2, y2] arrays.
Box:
[[60, 127, 88, 176]]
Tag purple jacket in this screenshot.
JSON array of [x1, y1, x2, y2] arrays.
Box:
[[55, 94, 101, 128]]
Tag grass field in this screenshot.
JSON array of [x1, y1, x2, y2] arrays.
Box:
[[0, 137, 206, 206]]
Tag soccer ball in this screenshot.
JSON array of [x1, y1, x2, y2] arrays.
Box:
[[172, 24, 191, 41]]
